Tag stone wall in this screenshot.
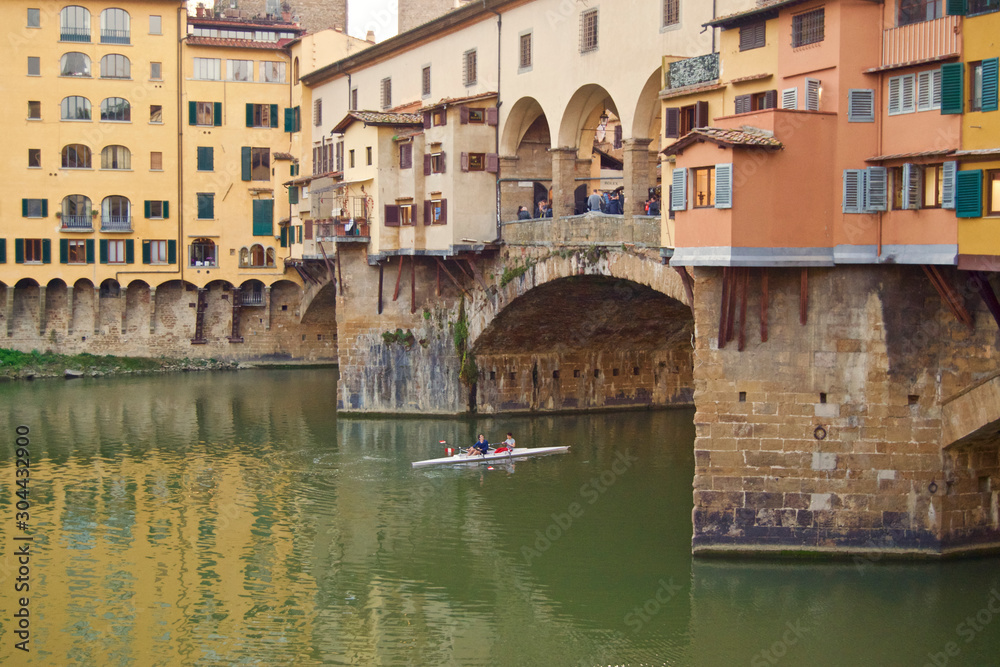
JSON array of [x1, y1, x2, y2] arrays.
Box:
[[398, 0, 471, 33], [501, 214, 661, 246], [218, 0, 348, 33], [690, 265, 1000, 556]]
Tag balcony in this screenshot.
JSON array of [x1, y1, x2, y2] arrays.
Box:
[[242, 290, 265, 306], [315, 220, 370, 242], [101, 216, 132, 232], [60, 27, 91, 42], [881, 16, 961, 70], [61, 215, 93, 231], [100, 29, 130, 45]]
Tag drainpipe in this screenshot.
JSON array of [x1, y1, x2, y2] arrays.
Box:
[[712, 0, 717, 53], [490, 1, 502, 242]]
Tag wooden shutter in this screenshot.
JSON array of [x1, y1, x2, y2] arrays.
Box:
[[280, 225, 288, 247], [86, 239, 95, 263], [805, 78, 821, 111], [144, 200, 151, 218], [60, 238, 68, 264], [142, 240, 151, 264], [946, 0, 966, 15], [42, 200, 48, 217], [983, 58, 999, 112], [246, 103, 254, 127], [439, 199, 447, 224], [940, 63, 964, 114], [284, 107, 294, 132], [486, 153, 499, 174], [714, 163, 733, 209], [424, 154, 432, 176], [956, 170, 983, 218], [763, 90, 778, 110], [900, 74, 916, 114], [167, 240, 176, 264], [439, 152, 446, 173], [384, 204, 400, 227], [888, 76, 902, 115], [461, 152, 470, 172], [842, 169, 862, 213], [270, 104, 279, 128], [735, 94, 750, 115], [125, 239, 134, 264], [917, 72, 934, 111], [423, 111, 431, 129], [252, 199, 274, 236], [781, 87, 798, 110], [241, 147, 251, 181], [304, 220, 312, 239], [848, 89, 875, 122], [189, 100, 197, 125], [670, 168, 687, 211], [0, 239, 6, 264], [665, 107, 679, 138], [198, 146, 213, 171], [694, 101, 709, 129], [42, 239, 50, 264], [21, 199, 28, 217], [163, 201, 169, 219], [865, 166, 887, 212], [902, 163, 922, 210], [99, 239, 108, 263], [942, 161, 957, 210], [15, 239, 24, 264], [424, 200, 432, 226], [460, 106, 470, 124], [289, 186, 298, 205], [213, 102, 222, 126], [486, 107, 498, 126]]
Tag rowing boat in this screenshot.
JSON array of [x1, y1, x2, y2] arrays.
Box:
[[411, 446, 570, 468]]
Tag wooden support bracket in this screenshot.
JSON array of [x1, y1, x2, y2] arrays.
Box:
[[377, 263, 384, 315], [969, 270, 1000, 331], [799, 268, 808, 326], [737, 268, 748, 352], [923, 265, 974, 329], [673, 266, 695, 308], [435, 257, 471, 297], [760, 268, 769, 343], [393, 255, 404, 301]]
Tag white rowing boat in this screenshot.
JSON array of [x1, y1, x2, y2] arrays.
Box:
[[411, 446, 570, 468]]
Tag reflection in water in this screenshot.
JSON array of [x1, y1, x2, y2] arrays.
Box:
[[0, 370, 997, 665]]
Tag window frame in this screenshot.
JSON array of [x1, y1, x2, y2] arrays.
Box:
[[27, 8, 40, 28], [150, 105, 163, 124], [105, 239, 126, 264], [260, 61, 286, 83], [28, 56, 40, 76], [422, 65, 432, 97], [189, 239, 217, 267], [791, 8, 824, 48], [196, 193, 215, 220], [193, 57, 221, 81], [100, 53, 130, 79], [101, 145, 131, 170], [150, 151, 163, 171], [580, 8, 599, 53], [28, 149, 41, 168], [250, 147, 271, 181], [663, 0, 680, 28], [23, 239, 45, 264], [381, 77, 392, 110], [24, 199, 46, 218], [28, 101, 41, 120], [692, 166, 716, 208], [148, 240, 169, 264], [61, 144, 92, 169], [987, 169, 1000, 216], [227, 59, 253, 82], [518, 31, 533, 72], [971, 60, 984, 112], [66, 239, 88, 264], [150, 62, 162, 80], [897, 0, 943, 26], [463, 49, 478, 86], [739, 21, 766, 51], [60, 51, 91, 77], [100, 97, 131, 122], [150, 15, 161, 35]]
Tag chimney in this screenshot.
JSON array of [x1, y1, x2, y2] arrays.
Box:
[[366, 29, 376, 43], [282, 11, 291, 21], [196, 3, 206, 18]]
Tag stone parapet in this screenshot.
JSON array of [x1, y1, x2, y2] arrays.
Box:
[[501, 214, 661, 246]]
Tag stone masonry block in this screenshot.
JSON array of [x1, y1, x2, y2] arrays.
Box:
[[812, 452, 838, 471]]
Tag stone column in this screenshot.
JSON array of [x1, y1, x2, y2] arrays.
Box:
[[549, 147, 578, 219], [94, 287, 101, 335], [66, 285, 74, 334], [622, 138, 655, 219], [498, 156, 521, 226], [37, 285, 47, 335], [264, 286, 272, 331], [6, 286, 14, 336], [149, 288, 157, 334]]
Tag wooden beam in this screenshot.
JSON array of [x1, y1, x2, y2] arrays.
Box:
[[455, 257, 475, 279], [673, 266, 695, 308], [923, 265, 973, 329], [377, 263, 384, 315], [725, 268, 737, 343], [435, 257, 471, 297], [336, 248, 344, 294], [411, 255, 416, 314], [969, 270, 1000, 331], [718, 267, 730, 349], [318, 241, 336, 289], [760, 268, 769, 343], [464, 257, 490, 293], [737, 268, 748, 352], [799, 268, 808, 326], [393, 255, 404, 301]]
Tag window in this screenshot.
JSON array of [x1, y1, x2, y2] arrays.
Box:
[[663, 0, 680, 27], [740, 22, 766, 50], [102, 196, 131, 231], [145, 240, 171, 264], [150, 15, 161, 35], [61, 52, 91, 77], [848, 89, 876, 122], [101, 145, 130, 169], [150, 105, 162, 123], [196, 194, 215, 220], [969, 0, 1000, 14], [20, 239, 46, 264], [193, 101, 218, 126], [422, 66, 431, 96], [260, 61, 285, 83], [284, 106, 301, 132], [889, 74, 918, 116], [923, 164, 944, 208], [28, 56, 40, 76], [23, 199, 47, 218], [792, 8, 824, 47], [65, 240, 88, 264], [190, 240, 216, 267], [692, 166, 715, 207], [898, 0, 942, 26], [987, 170, 1000, 215], [197, 146, 214, 171], [61, 195, 90, 228], [968, 60, 998, 112], [917, 70, 942, 111], [293, 57, 299, 84], [101, 54, 130, 79], [433, 109, 447, 126], [519, 32, 532, 70], [956, 169, 984, 218], [349, 149, 355, 168], [366, 146, 373, 166], [61, 144, 92, 169], [887, 163, 947, 209], [28, 101, 41, 119], [27, 8, 40, 28], [145, 200, 167, 219], [469, 108, 485, 123], [252, 148, 271, 180], [464, 49, 477, 86], [242, 244, 270, 268], [805, 78, 821, 111], [396, 203, 413, 226], [314, 98, 322, 126], [227, 59, 252, 82], [252, 200, 273, 236], [101, 97, 131, 122], [150, 152, 163, 170], [28, 149, 41, 168], [100, 8, 130, 44], [429, 151, 446, 174], [941, 62, 965, 114], [466, 153, 485, 171], [350, 88, 358, 111], [100, 239, 127, 264], [428, 198, 447, 225], [580, 9, 599, 53], [664, 101, 708, 138], [735, 90, 777, 114], [400, 143, 413, 169], [193, 58, 221, 81], [248, 103, 277, 128], [60, 6, 91, 42], [381, 77, 392, 109], [844, 167, 888, 213], [151, 62, 162, 80]]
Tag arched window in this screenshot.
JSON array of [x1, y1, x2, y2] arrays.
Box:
[[265, 247, 276, 267], [101, 145, 131, 170], [100, 54, 130, 79], [61, 195, 92, 229], [61, 144, 92, 169], [60, 52, 91, 77], [190, 239, 216, 267], [100, 8, 130, 44], [239, 247, 250, 268], [250, 244, 265, 267], [61, 96, 92, 120], [60, 6, 91, 42], [101, 196, 131, 231], [100, 97, 130, 122]]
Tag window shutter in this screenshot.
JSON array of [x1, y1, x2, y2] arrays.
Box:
[[440, 152, 446, 173], [42, 239, 50, 264], [246, 103, 254, 127], [440, 199, 447, 224], [41, 200, 48, 217], [142, 240, 151, 264], [888, 76, 902, 115], [843, 170, 862, 213], [270, 104, 279, 128], [946, 0, 966, 15], [125, 239, 134, 264], [0, 239, 6, 264], [983, 58, 999, 112], [144, 200, 151, 218], [781, 87, 798, 110], [167, 240, 176, 264], [848, 89, 875, 122], [60, 238, 69, 264], [21, 199, 28, 217], [384, 204, 400, 227], [714, 163, 733, 209], [252, 199, 274, 236], [289, 186, 298, 205], [956, 170, 983, 218], [900, 74, 916, 114], [212, 101, 222, 126], [15, 239, 24, 264], [284, 107, 294, 132], [902, 163, 922, 210], [763, 89, 778, 110], [486, 107, 498, 126], [86, 239, 94, 263], [694, 101, 709, 128], [423, 112, 431, 129], [805, 78, 821, 111], [942, 161, 957, 209], [486, 153, 499, 174], [865, 166, 887, 212], [665, 107, 680, 138], [424, 200, 432, 226], [460, 106, 470, 124], [280, 225, 288, 247], [163, 201, 169, 219], [670, 168, 687, 211], [735, 94, 750, 115], [932, 69, 942, 108], [917, 72, 933, 111], [100, 239, 108, 264], [424, 154, 432, 176], [461, 152, 470, 172], [189, 100, 197, 125], [241, 147, 251, 181], [304, 220, 312, 239], [941, 63, 964, 114]]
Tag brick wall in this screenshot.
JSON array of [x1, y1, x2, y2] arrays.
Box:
[[398, 0, 471, 33]]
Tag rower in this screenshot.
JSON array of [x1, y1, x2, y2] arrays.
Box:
[[467, 434, 489, 456], [495, 432, 516, 453]]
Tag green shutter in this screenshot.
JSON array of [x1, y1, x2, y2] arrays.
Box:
[[289, 186, 298, 205], [86, 239, 94, 263], [252, 199, 274, 236], [941, 63, 964, 115], [241, 147, 251, 181], [100, 239, 108, 263], [213, 102, 222, 126], [41, 200, 47, 217], [197, 194, 213, 220], [189, 100, 197, 125], [983, 58, 999, 113], [246, 103, 254, 127], [280, 225, 288, 247], [946, 0, 966, 15], [15, 239, 24, 264], [144, 200, 151, 218], [956, 170, 983, 218], [167, 240, 177, 264], [60, 238, 69, 264], [163, 201, 169, 219], [284, 107, 293, 132], [197, 147, 213, 171], [125, 239, 134, 264], [0, 239, 5, 264], [270, 104, 278, 128], [42, 239, 50, 263], [142, 240, 151, 264], [22, 199, 28, 217]]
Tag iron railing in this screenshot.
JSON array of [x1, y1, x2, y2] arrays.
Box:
[[61, 215, 92, 230], [101, 216, 132, 232], [60, 27, 91, 42], [100, 29, 130, 45]]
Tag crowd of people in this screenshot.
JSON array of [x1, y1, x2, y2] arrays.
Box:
[[515, 188, 661, 220]]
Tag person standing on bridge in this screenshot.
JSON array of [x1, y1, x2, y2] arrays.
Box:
[[588, 189, 603, 213]]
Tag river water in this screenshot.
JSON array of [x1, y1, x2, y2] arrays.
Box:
[[0, 369, 998, 666]]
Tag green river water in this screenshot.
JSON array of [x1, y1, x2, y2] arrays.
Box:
[[0, 369, 998, 666]]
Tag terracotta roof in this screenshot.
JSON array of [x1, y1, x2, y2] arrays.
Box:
[[707, 0, 807, 27], [660, 82, 725, 101], [865, 149, 956, 162], [187, 16, 302, 32], [393, 128, 423, 141], [186, 36, 295, 50], [419, 91, 498, 112], [953, 148, 1000, 157], [864, 53, 960, 74], [332, 111, 424, 133], [662, 127, 783, 155], [729, 73, 773, 84]]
